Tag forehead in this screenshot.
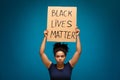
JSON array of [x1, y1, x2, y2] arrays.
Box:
[[56, 51, 65, 56]]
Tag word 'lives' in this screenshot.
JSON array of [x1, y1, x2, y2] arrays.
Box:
[[51, 20, 72, 28]]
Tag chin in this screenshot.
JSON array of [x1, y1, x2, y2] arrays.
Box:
[[57, 62, 64, 64]]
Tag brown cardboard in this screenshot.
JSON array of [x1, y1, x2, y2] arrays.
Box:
[[47, 6, 77, 42]]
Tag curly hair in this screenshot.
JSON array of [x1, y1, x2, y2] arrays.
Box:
[[53, 42, 69, 56]]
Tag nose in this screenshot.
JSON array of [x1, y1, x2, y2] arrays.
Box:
[[59, 57, 62, 60]]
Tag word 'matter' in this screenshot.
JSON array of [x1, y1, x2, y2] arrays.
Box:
[[50, 30, 76, 39]]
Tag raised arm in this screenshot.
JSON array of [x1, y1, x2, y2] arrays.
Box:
[[40, 30, 51, 68], [69, 28, 82, 67]]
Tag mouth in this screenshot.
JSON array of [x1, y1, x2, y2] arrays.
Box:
[[58, 60, 62, 63]]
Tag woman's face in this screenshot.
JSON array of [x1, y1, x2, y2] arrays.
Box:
[[55, 51, 66, 64]]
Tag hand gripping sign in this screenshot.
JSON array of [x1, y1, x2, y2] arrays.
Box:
[[47, 6, 77, 42]]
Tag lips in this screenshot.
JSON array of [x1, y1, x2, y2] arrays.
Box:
[[58, 60, 62, 63]]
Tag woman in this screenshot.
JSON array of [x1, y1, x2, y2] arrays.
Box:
[[40, 27, 81, 80]]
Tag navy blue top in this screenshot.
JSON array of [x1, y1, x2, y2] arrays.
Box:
[[48, 62, 73, 80]]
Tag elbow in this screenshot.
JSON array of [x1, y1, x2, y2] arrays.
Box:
[[40, 49, 44, 56], [77, 48, 82, 54], [77, 50, 81, 54]]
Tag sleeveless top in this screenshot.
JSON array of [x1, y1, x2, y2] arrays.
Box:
[[48, 62, 73, 80]]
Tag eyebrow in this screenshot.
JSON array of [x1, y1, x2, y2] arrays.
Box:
[[55, 55, 65, 56]]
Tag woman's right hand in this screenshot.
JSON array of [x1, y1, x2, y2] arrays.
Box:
[[44, 30, 48, 37]]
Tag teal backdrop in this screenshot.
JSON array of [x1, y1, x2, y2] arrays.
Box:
[[1, 0, 120, 80]]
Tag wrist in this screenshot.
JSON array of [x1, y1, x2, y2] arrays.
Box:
[[76, 35, 79, 39], [44, 36, 47, 38], [43, 35, 47, 39], [76, 35, 79, 37]]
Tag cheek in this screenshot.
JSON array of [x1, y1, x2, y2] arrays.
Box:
[[63, 57, 66, 60], [61, 57, 66, 60], [55, 57, 58, 61]]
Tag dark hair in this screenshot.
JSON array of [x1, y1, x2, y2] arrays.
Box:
[[53, 42, 68, 56]]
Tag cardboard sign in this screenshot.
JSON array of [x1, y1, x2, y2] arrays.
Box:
[[47, 6, 77, 42]]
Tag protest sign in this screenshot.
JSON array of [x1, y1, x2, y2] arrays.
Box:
[[47, 6, 77, 42]]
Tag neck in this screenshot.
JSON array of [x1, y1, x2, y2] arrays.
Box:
[[57, 63, 64, 69]]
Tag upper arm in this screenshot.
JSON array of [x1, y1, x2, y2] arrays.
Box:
[[40, 53, 52, 68], [69, 51, 81, 67]]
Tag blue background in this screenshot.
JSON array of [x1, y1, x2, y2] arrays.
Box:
[[1, 0, 120, 80]]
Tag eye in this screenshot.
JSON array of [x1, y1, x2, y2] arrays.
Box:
[[61, 55, 65, 58], [56, 55, 60, 58]]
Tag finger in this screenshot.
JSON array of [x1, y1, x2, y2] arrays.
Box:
[[45, 30, 48, 33]]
